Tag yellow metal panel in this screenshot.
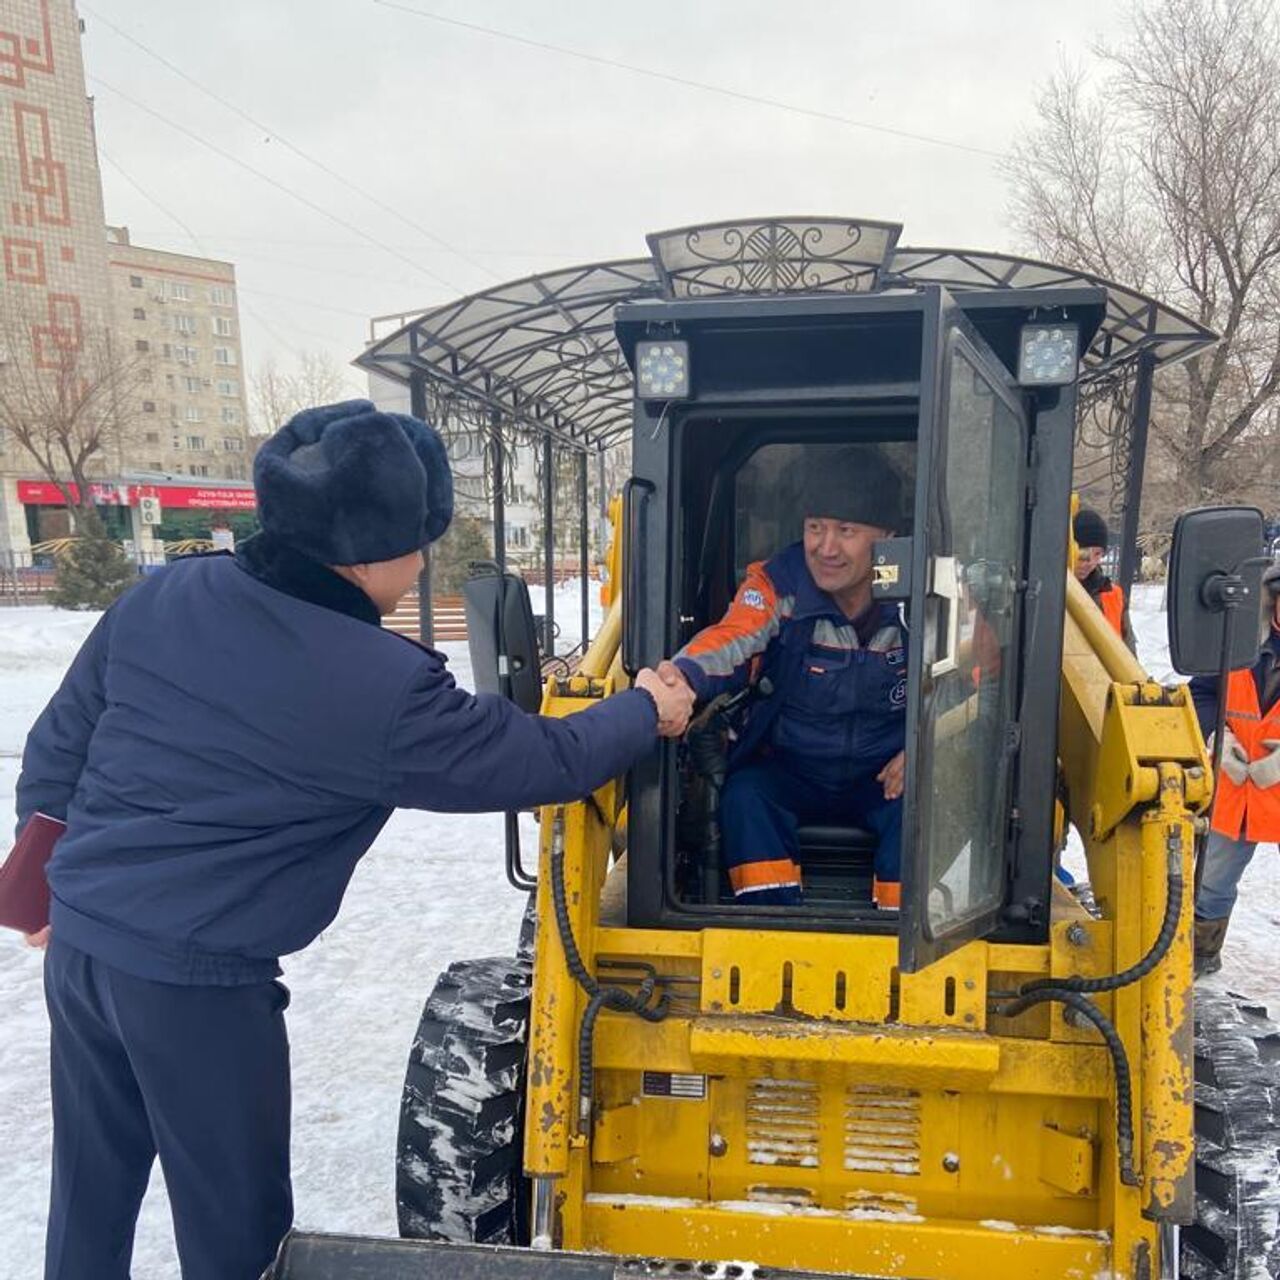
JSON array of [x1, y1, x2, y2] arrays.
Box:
[[581, 1197, 1117, 1279], [688, 1017, 1001, 1089], [1038, 1124, 1096, 1197], [1139, 786, 1195, 1220], [596, 926, 703, 960], [592, 1100, 639, 1164], [700, 929, 895, 1022], [899, 944, 987, 1029]]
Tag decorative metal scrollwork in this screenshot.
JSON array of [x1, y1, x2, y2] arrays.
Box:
[[653, 218, 897, 297]]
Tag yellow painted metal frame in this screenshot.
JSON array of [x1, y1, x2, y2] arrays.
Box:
[[517, 555, 1207, 1277]]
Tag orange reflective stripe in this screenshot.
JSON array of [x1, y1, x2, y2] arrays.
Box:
[[680, 561, 784, 674], [873, 878, 901, 909], [729, 858, 802, 894], [1099, 584, 1126, 636]]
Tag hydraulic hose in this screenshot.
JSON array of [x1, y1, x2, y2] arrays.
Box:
[[549, 827, 667, 1132], [1021, 825, 1184, 996], [998, 986, 1138, 1186]]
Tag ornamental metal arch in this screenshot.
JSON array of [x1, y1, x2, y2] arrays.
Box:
[[355, 214, 1217, 457]]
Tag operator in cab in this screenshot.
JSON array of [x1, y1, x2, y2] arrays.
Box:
[[1074, 507, 1135, 650], [658, 447, 907, 909]]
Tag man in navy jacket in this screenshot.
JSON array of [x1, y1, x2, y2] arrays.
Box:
[[17, 400, 692, 1280]]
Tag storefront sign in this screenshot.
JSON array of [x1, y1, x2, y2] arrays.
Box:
[[17, 480, 256, 511]]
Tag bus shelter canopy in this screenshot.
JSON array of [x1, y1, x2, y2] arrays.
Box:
[[355, 216, 1216, 453]]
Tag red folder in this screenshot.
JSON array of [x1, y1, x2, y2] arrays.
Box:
[[0, 812, 65, 935]]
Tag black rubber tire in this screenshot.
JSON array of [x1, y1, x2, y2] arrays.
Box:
[[1182, 987, 1280, 1278], [395, 953, 532, 1245]]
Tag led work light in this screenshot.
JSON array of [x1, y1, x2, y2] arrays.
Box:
[[1017, 323, 1079, 386], [635, 340, 690, 400]]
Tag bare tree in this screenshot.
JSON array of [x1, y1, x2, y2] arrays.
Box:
[[0, 305, 146, 533], [1005, 0, 1280, 530], [251, 351, 350, 435]]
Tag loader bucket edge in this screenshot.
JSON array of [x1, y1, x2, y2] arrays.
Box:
[[268, 1231, 850, 1279]]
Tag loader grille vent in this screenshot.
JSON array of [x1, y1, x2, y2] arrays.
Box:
[[843, 1085, 921, 1176], [745, 1078, 820, 1168]]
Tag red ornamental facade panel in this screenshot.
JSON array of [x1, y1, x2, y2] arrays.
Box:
[[1, 1, 99, 374]]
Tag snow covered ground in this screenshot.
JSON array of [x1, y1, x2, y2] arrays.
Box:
[[0, 580, 1276, 1276]]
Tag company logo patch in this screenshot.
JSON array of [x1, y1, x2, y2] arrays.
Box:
[[890, 678, 908, 707], [742, 588, 766, 609], [886, 647, 905, 667]]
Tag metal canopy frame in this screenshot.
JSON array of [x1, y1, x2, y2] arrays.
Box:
[[356, 215, 1217, 457], [358, 217, 1220, 643]]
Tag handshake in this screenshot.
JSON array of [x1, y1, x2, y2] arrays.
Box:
[[634, 660, 697, 739]]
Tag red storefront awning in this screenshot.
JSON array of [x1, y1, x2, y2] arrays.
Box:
[[17, 480, 256, 511]]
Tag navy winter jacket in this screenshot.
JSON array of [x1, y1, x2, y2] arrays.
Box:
[[17, 537, 656, 984], [673, 542, 908, 775]]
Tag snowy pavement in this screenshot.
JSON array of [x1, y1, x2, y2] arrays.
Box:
[[0, 582, 1276, 1277]]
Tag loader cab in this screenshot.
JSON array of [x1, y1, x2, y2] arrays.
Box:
[[616, 286, 1104, 970]]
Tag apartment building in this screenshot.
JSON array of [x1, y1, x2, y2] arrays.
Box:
[[106, 226, 252, 482]]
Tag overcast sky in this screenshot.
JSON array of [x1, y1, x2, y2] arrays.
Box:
[[81, 1, 1131, 400]]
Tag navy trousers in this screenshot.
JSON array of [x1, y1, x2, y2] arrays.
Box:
[[43, 939, 292, 1280], [720, 756, 903, 906]]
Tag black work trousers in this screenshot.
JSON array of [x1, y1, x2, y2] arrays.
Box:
[[43, 938, 292, 1280]]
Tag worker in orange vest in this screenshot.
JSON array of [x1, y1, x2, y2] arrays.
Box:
[[1073, 508, 1135, 650], [1190, 561, 1280, 975]]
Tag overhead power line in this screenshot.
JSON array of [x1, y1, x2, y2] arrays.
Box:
[[373, 0, 1007, 162], [82, 4, 500, 285], [92, 75, 462, 297]]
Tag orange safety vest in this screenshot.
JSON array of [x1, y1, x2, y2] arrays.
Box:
[[1212, 667, 1280, 841], [1097, 583, 1126, 638]]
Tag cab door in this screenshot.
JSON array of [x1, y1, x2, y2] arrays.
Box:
[[900, 296, 1029, 972]]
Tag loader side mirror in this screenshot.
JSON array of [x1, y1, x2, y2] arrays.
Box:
[[463, 562, 543, 714], [1167, 506, 1266, 676]]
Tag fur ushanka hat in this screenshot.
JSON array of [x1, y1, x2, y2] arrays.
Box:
[[254, 399, 453, 565]]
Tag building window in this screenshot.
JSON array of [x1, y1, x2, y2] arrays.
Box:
[[173, 463, 184, 474], [213, 316, 234, 338], [209, 285, 235, 306], [184, 406, 202, 424], [149, 461, 162, 471], [190, 464, 210, 477], [183, 376, 201, 393], [220, 407, 241, 426], [213, 347, 236, 367], [132, 307, 146, 321], [167, 282, 193, 301], [169, 313, 197, 335], [142, 402, 156, 414], [221, 433, 245, 449], [145, 431, 159, 443], [172, 435, 183, 449], [135, 339, 150, 353], [186, 435, 205, 450], [162, 343, 172, 359], [216, 378, 239, 397], [129, 274, 143, 288], [174, 346, 199, 364], [226, 461, 245, 480], [165, 373, 176, 389]]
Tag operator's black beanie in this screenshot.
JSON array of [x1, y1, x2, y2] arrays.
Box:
[[1073, 507, 1109, 551], [254, 399, 453, 565], [801, 447, 904, 531]]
